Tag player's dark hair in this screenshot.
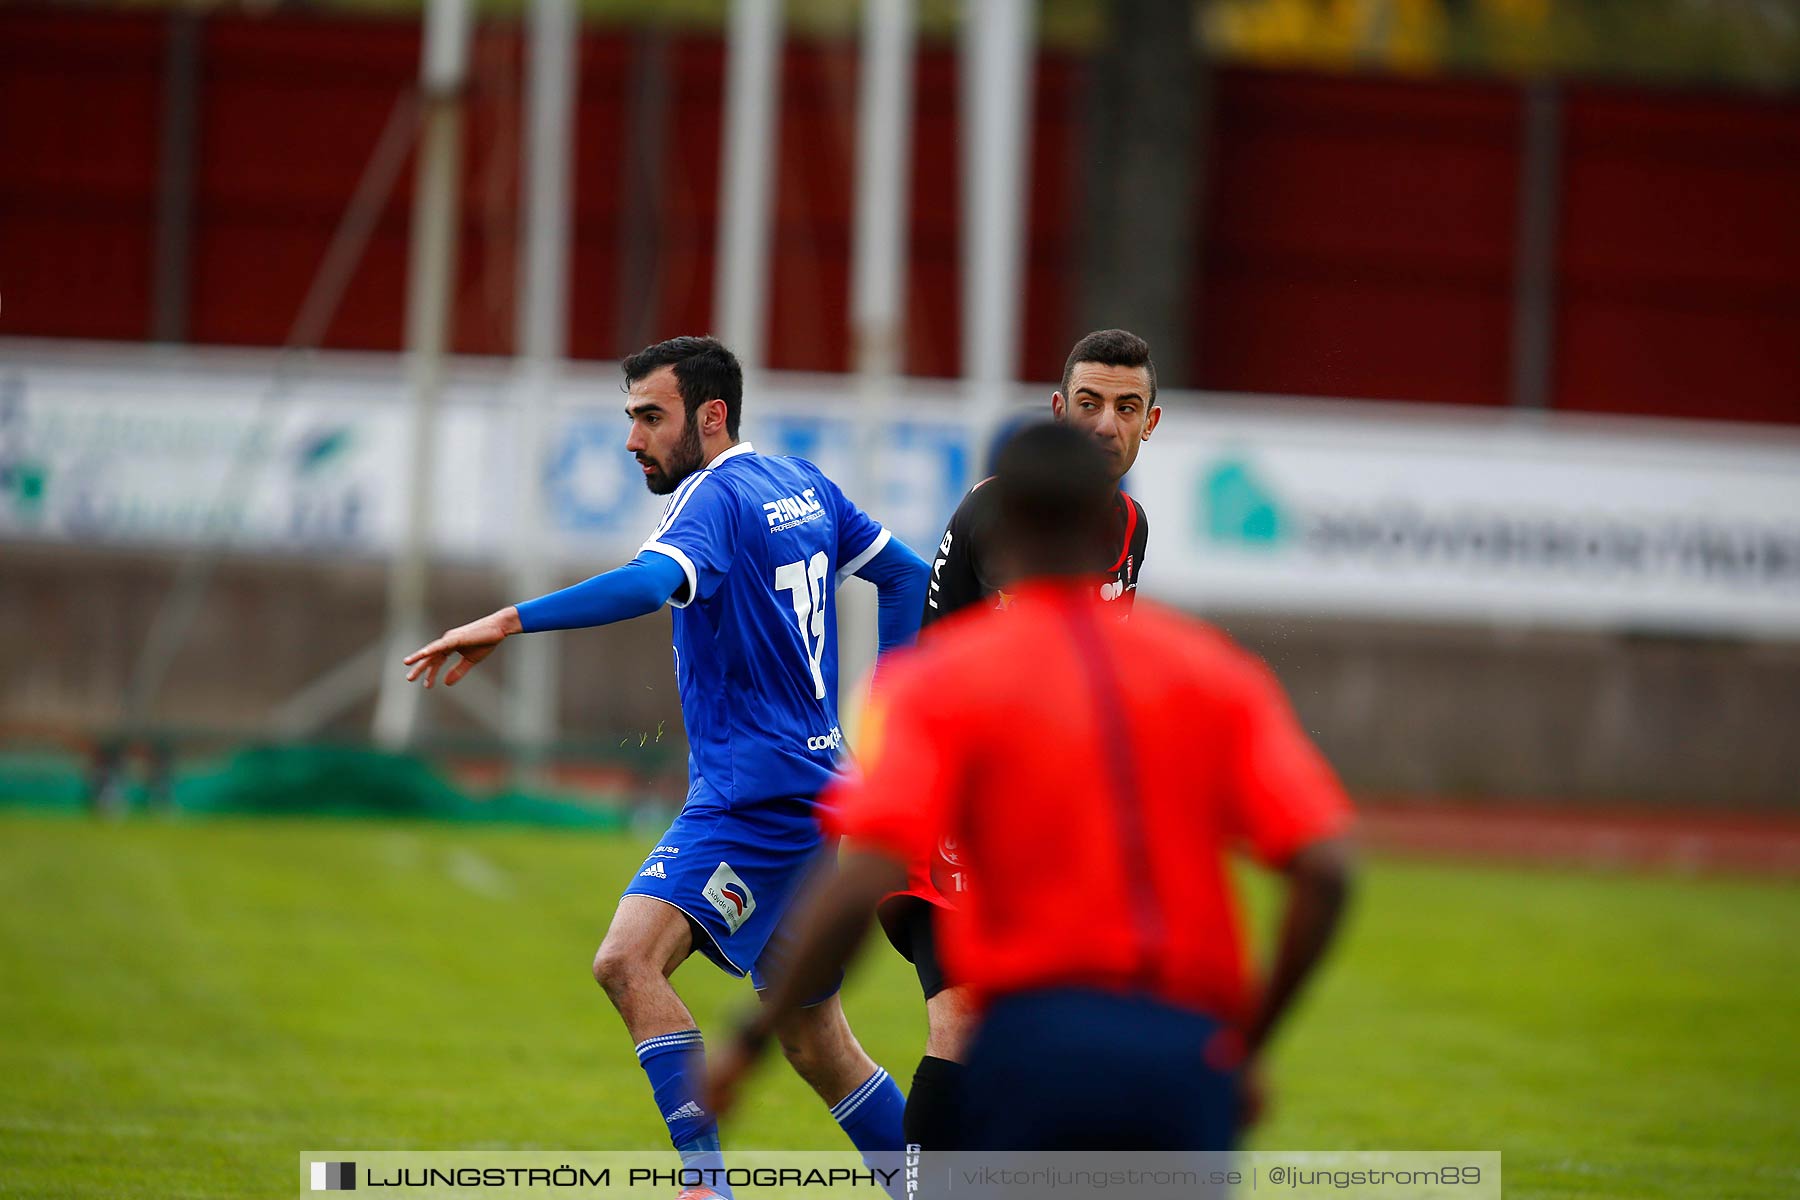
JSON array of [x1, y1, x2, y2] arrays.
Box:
[[621, 335, 744, 438], [992, 421, 1115, 578], [1060, 328, 1157, 407]]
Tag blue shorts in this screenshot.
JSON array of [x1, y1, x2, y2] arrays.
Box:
[[622, 775, 840, 994]]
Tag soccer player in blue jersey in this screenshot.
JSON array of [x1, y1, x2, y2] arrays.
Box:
[[403, 337, 929, 1200]]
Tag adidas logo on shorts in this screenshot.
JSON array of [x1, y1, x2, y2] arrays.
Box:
[[663, 1101, 705, 1124], [639, 862, 667, 879]]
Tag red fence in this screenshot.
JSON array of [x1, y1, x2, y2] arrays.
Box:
[[2, 11, 163, 343], [3, 7, 1796, 422]]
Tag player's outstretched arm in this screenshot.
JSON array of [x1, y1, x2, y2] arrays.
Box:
[[512, 553, 688, 631], [403, 554, 688, 689], [403, 608, 522, 689]]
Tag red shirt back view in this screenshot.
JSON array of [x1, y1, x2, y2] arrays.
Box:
[[827, 578, 1352, 1026]]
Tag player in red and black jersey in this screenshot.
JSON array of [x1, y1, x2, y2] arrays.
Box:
[[891, 329, 1162, 1150], [922, 474, 1149, 622]]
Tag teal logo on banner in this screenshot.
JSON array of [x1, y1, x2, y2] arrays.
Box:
[[1202, 457, 1288, 548]]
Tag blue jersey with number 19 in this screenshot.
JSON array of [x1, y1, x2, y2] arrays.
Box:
[[637, 442, 890, 808]]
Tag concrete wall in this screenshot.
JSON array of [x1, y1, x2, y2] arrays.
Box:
[[1, 547, 679, 750], [1226, 612, 1800, 809], [5, 546, 1796, 809]]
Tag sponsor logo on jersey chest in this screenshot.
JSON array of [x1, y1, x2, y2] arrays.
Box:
[[763, 488, 824, 532]]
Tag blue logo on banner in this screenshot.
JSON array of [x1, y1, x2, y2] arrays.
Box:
[[546, 421, 637, 531], [540, 412, 970, 550]]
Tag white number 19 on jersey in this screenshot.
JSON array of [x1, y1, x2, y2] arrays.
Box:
[[775, 551, 830, 699]]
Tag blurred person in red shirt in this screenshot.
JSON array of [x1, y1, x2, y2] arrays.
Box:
[[707, 422, 1354, 1150], [891, 329, 1160, 1150]]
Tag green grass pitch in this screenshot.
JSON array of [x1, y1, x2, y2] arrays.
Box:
[[1, 812, 1794, 1198]]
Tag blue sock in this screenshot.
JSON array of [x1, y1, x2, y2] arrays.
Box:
[[636, 1030, 731, 1198], [831, 1066, 907, 1193]]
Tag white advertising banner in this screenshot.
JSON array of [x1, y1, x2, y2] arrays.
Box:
[[4, 342, 1798, 638], [537, 380, 973, 568], [0, 353, 499, 559], [1127, 399, 1800, 638], [0, 345, 973, 570]]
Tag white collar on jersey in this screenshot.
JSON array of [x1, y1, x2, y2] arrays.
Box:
[[705, 442, 756, 469]]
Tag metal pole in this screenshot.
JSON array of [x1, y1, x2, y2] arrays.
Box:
[[852, 0, 915, 382], [842, 0, 916, 708], [519, 0, 576, 367], [960, 0, 1034, 453], [127, 91, 423, 734], [150, 8, 200, 344], [714, 0, 784, 373], [505, 0, 579, 784], [1075, 0, 1200, 386], [373, 0, 473, 750], [615, 24, 672, 353], [1511, 78, 1562, 411]]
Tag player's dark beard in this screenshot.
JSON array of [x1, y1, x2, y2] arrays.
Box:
[[639, 413, 706, 495]]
